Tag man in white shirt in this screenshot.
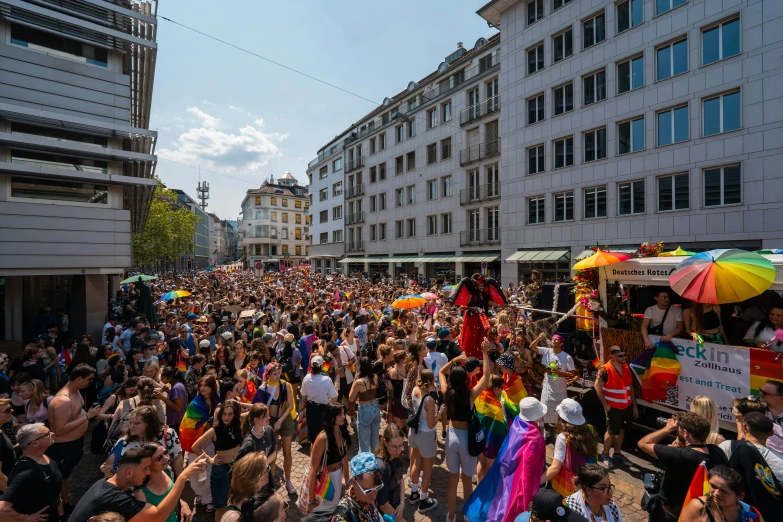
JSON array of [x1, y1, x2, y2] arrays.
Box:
[[641, 289, 683, 349]]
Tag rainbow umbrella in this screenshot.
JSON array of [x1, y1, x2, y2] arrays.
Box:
[[391, 294, 427, 309], [442, 285, 457, 293], [159, 290, 192, 301], [659, 246, 696, 257], [572, 248, 633, 270], [421, 292, 439, 300], [669, 249, 776, 304]]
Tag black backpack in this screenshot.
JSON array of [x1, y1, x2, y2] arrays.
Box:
[[727, 440, 783, 521], [301, 504, 357, 522]]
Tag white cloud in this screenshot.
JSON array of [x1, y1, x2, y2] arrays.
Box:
[[229, 106, 245, 112], [202, 100, 215, 106], [161, 126, 171, 131], [187, 107, 220, 128]]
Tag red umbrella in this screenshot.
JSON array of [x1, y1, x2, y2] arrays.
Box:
[[421, 292, 438, 300]]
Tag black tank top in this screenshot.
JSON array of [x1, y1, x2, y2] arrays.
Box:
[[213, 424, 241, 451]]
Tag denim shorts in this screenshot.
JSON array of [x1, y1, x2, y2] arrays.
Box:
[[210, 463, 231, 508]]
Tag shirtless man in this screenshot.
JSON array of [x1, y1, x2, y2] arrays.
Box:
[[46, 363, 100, 508]]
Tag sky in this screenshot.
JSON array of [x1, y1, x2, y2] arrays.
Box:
[[150, 0, 497, 220]]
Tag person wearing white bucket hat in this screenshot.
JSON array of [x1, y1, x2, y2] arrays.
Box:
[[519, 396, 548, 423], [541, 398, 600, 496]]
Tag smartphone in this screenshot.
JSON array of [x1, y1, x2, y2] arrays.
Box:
[[91, 402, 100, 409]]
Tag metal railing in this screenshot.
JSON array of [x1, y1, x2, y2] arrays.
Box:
[[346, 184, 365, 199], [459, 138, 500, 166], [459, 183, 501, 205], [459, 94, 501, 126], [309, 141, 344, 168], [460, 228, 501, 246], [346, 240, 365, 253], [346, 212, 366, 225], [345, 156, 365, 172]]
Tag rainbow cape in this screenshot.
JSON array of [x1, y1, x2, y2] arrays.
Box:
[[501, 372, 527, 423], [679, 462, 709, 521], [475, 389, 509, 458], [179, 395, 213, 453], [463, 416, 546, 522]]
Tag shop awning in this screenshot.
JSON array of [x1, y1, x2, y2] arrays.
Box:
[[451, 254, 499, 262], [338, 256, 393, 264], [505, 249, 570, 262]]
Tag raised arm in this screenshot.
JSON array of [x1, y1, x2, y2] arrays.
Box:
[[439, 354, 466, 395], [470, 342, 493, 402]]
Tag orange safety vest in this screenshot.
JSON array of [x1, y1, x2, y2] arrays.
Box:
[[601, 361, 633, 410]]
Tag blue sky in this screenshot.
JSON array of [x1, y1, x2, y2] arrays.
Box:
[[150, 0, 496, 219]]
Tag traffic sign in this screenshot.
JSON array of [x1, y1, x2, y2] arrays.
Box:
[[255, 262, 263, 270]]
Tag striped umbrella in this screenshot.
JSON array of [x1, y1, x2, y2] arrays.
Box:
[[159, 290, 192, 301]]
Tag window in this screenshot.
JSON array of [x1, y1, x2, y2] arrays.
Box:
[[407, 185, 416, 205], [553, 191, 574, 222], [442, 175, 453, 197], [396, 189, 404, 207], [703, 91, 741, 136], [320, 232, 329, 244], [319, 210, 328, 223], [369, 138, 376, 154], [584, 186, 607, 219], [333, 158, 342, 171], [295, 228, 302, 239], [379, 223, 386, 240], [553, 83, 574, 116], [528, 0, 543, 25], [282, 245, 289, 254], [703, 17, 740, 66], [427, 180, 438, 200], [379, 162, 387, 180], [306, 215, 311, 225], [254, 197, 260, 205], [427, 108, 438, 129], [370, 166, 377, 183], [379, 133, 386, 150], [396, 125, 404, 143], [407, 219, 416, 237], [657, 105, 689, 145], [281, 229, 288, 240], [657, 0, 686, 15], [442, 101, 452, 122], [441, 138, 452, 160], [282, 199, 288, 207], [528, 145, 545, 174], [319, 166, 328, 179], [617, 0, 643, 33], [295, 214, 302, 224], [584, 128, 607, 162], [395, 221, 404, 239], [487, 207, 499, 240], [370, 225, 377, 241], [11, 151, 106, 173], [379, 193, 387, 210], [395, 156, 404, 175], [319, 188, 328, 202], [295, 245, 302, 256], [295, 200, 302, 208], [528, 43, 544, 74], [333, 206, 342, 220], [333, 230, 343, 243], [583, 70, 606, 106], [618, 180, 645, 215], [441, 213, 452, 234], [427, 215, 437, 235], [528, 196, 545, 224], [10, 23, 108, 67], [553, 0, 571, 10], [619, 117, 645, 154], [486, 164, 499, 197], [10, 177, 108, 204], [657, 39, 688, 81], [370, 195, 376, 212], [271, 211, 277, 221], [427, 143, 437, 165], [528, 93, 545, 124], [617, 55, 644, 94], [406, 151, 416, 171], [658, 173, 689, 211], [704, 165, 741, 207], [282, 212, 289, 223], [554, 136, 574, 168], [583, 12, 605, 49], [271, 197, 277, 205], [553, 29, 573, 63], [407, 120, 416, 138]]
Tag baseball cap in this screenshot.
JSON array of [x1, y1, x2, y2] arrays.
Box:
[[261, 333, 275, 343], [438, 327, 451, 339], [221, 316, 229, 322], [199, 340, 211, 349], [187, 313, 199, 321], [464, 357, 481, 373], [610, 345, 624, 355], [349, 452, 379, 478], [426, 337, 437, 349], [220, 331, 233, 340], [311, 355, 324, 367], [531, 489, 587, 522], [147, 333, 160, 342]]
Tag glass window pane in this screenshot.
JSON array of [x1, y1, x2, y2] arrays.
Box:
[[673, 40, 688, 75], [597, 71, 606, 100], [674, 106, 689, 142], [597, 129, 606, 159], [659, 176, 673, 211], [656, 0, 669, 15], [632, 118, 645, 151], [723, 19, 740, 59], [596, 15, 606, 43], [585, 132, 595, 161], [633, 180, 645, 213], [617, 1, 629, 33], [529, 149, 536, 173], [597, 188, 607, 217], [555, 35, 563, 61], [631, 0, 643, 26], [657, 46, 671, 81], [619, 122, 631, 154], [565, 30, 573, 57], [619, 184, 631, 215], [566, 84, 573, 111], [632, 57, 644, 89], [704, 168, 722, 206], [674, 0, 686, 7], [675, 174, 689, 209], [703, 26, 720, 65], [585, 190, 595, 217], [566, 138, 573, 165], [723, 92, 741, 132], [724, 165, 741, 204], [584, 19, 594, 48], [618, 62, 630, 93], [703, 97, 721, 136], [584, 76, 595, 104], [658, 110, 673, 146]]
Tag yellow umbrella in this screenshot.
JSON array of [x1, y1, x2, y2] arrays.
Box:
[[659, 246, 696, 257], [573, 248, 633, 271]]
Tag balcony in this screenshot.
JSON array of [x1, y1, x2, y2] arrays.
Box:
[[459, 95, 501, 126], [346, 184, 365, 199], [346, 156, 365, 173], [460, 138, 500, 166], [346, 211, 366, 225], [460, 228, 501, 246], [459, 183, 501, 205], [346, 240, 365, 253]]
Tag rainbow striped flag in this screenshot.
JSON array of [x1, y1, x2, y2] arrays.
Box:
[[501, 372, 527, 423], [367, 306, 378, 321], [550, 445, 597, 497], [750, 347, 782, 395], [463, 416, 546, 522], [475, 389, 509, 458], [179, 395, 213, 453], [315, 470, 336, 501], [591, 358, 601, 369], [322, 361, 332, 375], [649, 342, 680, 389], [679, 462, 709, 521]]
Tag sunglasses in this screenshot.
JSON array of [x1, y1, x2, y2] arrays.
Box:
[[354, 477, 385, 494], [31, 431, 53, 443], [614, 353, 627, 358], [759, 390, 780, 397], [589, 484, 616, 494]]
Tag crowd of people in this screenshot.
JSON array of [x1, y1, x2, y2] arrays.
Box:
[[0, 267, 780, 522]]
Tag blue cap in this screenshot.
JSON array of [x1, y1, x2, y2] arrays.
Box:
[[426, 337, 437, 349], [187, 313, 199, 320], [349, 452, 379, 478], [438, 327, 451, 339]]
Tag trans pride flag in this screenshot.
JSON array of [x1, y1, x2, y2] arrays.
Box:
[[475, 389, 508, 458], [464, 416, 546, 522]]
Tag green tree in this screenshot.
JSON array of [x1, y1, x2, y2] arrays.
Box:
[[132, 181, 200, 269]]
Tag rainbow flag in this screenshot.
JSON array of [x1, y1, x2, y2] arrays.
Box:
[[591, 358, 601, 369], [179, 395, 213, 453], [679, 462, 709, 521], [367, 306, 378, 321], [649, 342, 680, 389], [322, 361, 332, 375], [463, 416, 546, 522], [475, 389, 509, 458], [750, 347, 783, 395], [501, 372, 527, 423], [315, 470, 336, 501], [550, 446, 596, 497], [240, 380, 256, 404]]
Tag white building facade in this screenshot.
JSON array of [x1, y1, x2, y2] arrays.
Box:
[[477, 0, 783, 286]]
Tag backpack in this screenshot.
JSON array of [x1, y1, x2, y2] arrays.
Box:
[[727, 440, 783, 521], [277, 344, 295, 382], [300, 504, 357, 522]]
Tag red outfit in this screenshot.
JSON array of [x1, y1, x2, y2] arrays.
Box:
[[452, 276, 507, 360]]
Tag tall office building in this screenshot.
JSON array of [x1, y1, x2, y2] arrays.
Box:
[[173, 189, 210, 271], [0, 0, 158, 342]]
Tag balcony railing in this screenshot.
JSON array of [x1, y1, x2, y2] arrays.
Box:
[[345, 156, 365, 172], [346, 211, 366, 225], [346, 240, 365, 253], [459, 94, 501, 126], [308, 141, 344, 168], [459, 183, 501, 205], [460, 138, 500, 166], [346, 184, 365, 199], [460, 228, 501, 246]]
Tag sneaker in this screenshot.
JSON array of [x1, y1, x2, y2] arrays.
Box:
[[193, 496, 201, 505], [408, 491, 421, 504], [286, 479, 297, 496], [472, 475, 477, 485], [613, 453, 632, 466], [419, 497, 439, 513], [205, 503, 215, 513], [447, 514, 457, 522], [600, 453, 614, 468]]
